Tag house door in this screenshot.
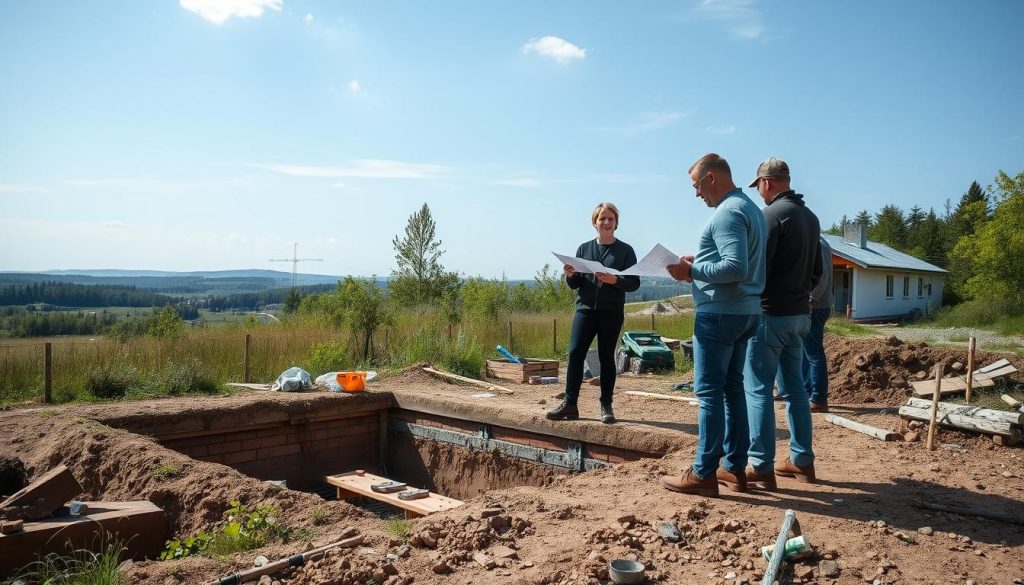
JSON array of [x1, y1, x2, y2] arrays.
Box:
[[833, 269, 852, 315]]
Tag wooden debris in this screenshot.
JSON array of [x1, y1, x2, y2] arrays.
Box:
[[900, 397, 1023, 441], [203, 533, 364, 585], [824, 414, 901, 441], [0, 464, 82, 521], [422, 366, 514, 395], [486, 358, 558, 383], [903, 398, 1023, 426], [911, 358, 1017, 397], [624, 390, 698, 404]]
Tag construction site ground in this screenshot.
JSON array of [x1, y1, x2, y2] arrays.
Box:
[[1, 334, 1022, 585]]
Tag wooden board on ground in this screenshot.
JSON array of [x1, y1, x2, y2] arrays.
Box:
[[0, 464, 82, 521], [226, 382, 273, 391], [0, 500, 165, 576], [325, 471, 464, 518], [485, 358, 559, 383], [911, 375, 994, 396], [625, 390, 698, 404], [910, 359, 1016, 397]]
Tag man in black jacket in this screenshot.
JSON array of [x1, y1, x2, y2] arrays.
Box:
[[741, 158, 823, 490]]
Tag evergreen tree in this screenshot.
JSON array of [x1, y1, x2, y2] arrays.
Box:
[[389, 203, 459, 306], [869, 205, 907, 250]]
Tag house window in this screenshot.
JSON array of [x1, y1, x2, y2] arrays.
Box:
[[903, 276, 910, 298], [917, 277, 924, 298], [885, 275, 894, 299]]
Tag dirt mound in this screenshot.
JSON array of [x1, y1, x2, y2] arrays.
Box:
[[825, 333, 1020, 405]]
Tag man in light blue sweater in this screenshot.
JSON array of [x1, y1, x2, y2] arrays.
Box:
[[661, 153, 766, 497]]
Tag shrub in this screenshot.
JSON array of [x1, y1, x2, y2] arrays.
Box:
[[306, 339, 354, 376], [162, 500, 284, 560], [85, 359, 145, 399], [440, 332, 484, 379], [157, 358, 220, 396]]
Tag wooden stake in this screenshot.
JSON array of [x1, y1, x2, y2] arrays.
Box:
[[964, 336, 976, 403], [507, 321, 512, 350], [553, 318, 557, 353], [926, 364, 942, 451], [243, 333, 251, 384], [43, 342, 52, 404], [650, 313, 655, 331]]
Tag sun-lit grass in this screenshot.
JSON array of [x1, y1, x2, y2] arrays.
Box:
[[0, 308, 696, 404], [825, 317, 876, 337]]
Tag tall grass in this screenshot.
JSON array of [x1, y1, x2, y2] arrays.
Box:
[[0, 310, 695, 404], [930, 299, 1024, 336]]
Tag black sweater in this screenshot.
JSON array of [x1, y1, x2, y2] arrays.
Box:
[[761, 191, 822, 316], [565, 239, 641, 311]]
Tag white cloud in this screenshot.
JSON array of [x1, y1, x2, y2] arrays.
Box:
[[706, 124, 737, 135], [179, 0, 282, 25], [303, 13, 314, 25], [521, 36, 587, 64], [259, 159, 449, 180], [602, 110, 694, 134], [0, 183, 53, 193], [348, 79, 362, 94], [104, 220, 128, 229], [332, 182, 346, 189], [692, 0, 766, 41]]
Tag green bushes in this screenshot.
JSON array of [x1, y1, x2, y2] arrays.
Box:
[[162, 500, 285, 560], [85, 358, 144, 399], [305, 339, 356, 376]]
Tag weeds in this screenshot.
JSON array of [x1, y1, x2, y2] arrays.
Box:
[[825, 317, 875, 337], [310, 505, 329, 526], [151, 462, 181, 479], [161, 500, 284, 560], [10, 540, 125, 585], [384, 516, 412, 542]]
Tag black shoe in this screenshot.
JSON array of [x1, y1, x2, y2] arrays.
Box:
[[546, 400, 579, 420], [600, 403, 616, 424]]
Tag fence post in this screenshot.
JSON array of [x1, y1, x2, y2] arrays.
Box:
[[507, 321, 512, 351], [651, 313, 655, 332], [449, 322, 453, 342], [44, 342, 52, 404], [243, 333, 251, 383], [553, 318, 557, 353]]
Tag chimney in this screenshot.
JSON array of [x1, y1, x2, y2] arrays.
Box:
[[843, 222, 867, 249]]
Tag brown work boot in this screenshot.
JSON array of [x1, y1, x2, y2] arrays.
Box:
[[716, 468, 747, 493], [775, 458, 816, 483], [745, 466, 778, 491], [810, 402, 829, 413], [545, 400, 579, 421], [660, 468, 719, 498]]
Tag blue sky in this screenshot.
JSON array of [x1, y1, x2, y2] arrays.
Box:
[[1, 0, 1022, 279]]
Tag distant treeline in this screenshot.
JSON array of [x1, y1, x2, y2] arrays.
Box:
[[0, 282, 176, 308], [0, 305, 199, 337], [206, 284, 337, 311]]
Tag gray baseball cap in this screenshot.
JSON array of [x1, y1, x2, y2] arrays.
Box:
[[748, 157, 790, 187]]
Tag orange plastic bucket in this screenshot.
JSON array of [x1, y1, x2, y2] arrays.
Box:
[[336, 371, 367, 393]]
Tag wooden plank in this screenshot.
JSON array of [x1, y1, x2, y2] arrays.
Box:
[[324, 471, 464, 517], [225, 382, 274, 391], [899, 405, 1017, 437], [0, 465, 82, 521], [911, 376, 994, 396], [911, 500, 1024, 526], [904, 398, 1024, 426], [423, 367, 514, 395], [0, 500, 165, 576], [975, 358, 1011, 374], [824, 414, 901, 441], [485, 359, 559, 383], [624, 391, 698, 404]]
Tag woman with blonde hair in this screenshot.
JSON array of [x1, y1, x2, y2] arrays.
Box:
[[546, 202, 640, 424]]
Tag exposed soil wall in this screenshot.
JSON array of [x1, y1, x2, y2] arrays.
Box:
[[388, 434, 564, 501]]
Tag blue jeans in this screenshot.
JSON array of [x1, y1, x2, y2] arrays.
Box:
[[803, 308, 831, 405], [691, 312, 759, 479], [746, 314, 813, 471]]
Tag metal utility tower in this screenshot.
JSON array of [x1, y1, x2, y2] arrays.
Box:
[[270, 243, 324, 288]]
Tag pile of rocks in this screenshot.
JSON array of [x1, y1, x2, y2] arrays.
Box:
[[290, 551, 413, 585], [409, 505, 534, 576]]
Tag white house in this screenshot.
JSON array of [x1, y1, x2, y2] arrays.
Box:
[[823, 224, 946, 322]]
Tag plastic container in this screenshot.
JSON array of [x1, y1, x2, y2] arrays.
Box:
[[608, 559, 645, 584], [336, 371, 367, 393], [760, 535, 812, 562]]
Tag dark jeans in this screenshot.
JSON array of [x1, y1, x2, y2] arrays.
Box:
[[565, 308, 625, 406], [692, 312, 760, 478], [803, 308, 832, 405]]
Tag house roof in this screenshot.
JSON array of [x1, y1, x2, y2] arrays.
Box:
[[821, 234, 948, 274]]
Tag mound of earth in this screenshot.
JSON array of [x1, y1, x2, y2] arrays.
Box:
[[824, 333, 1021, 405]]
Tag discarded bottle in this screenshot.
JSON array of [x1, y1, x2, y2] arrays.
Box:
[[496, 344, 522, 364], [760, 535, 812, 562]]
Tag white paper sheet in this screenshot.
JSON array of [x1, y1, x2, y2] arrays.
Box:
[[552, 243, 680, 278]]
